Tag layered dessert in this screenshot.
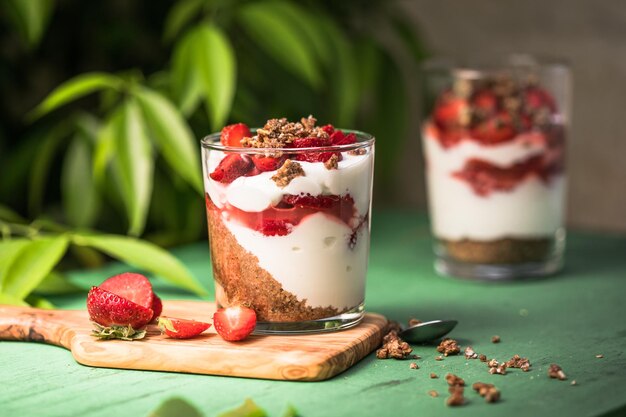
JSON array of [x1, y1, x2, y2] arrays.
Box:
[[202, 116, 374, 326], [422, 71, 566, 266]]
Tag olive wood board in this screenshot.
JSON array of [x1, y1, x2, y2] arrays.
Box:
[[0, 300, 388, 381]]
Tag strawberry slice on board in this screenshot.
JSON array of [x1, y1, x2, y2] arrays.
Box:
[[99, 272, 154, 310], [87, 286, 153, 340], [213, 306, 257, 341], [150, 295, 163, 323], [209, 154, 254, 183], [221, 123, 251, 147], [158, 317, 212, 339]]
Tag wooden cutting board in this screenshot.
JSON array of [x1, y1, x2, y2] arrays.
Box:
[[0, 300, 387, 381]]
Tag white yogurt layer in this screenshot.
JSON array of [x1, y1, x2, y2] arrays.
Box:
[[423, 131, 566, 240], [224, 212, 369, 310]]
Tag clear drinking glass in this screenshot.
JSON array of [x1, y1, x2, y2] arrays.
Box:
[[421, 55, 571, 279], [201, 131, 375, 332]]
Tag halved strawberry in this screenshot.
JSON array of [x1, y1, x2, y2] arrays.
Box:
[[87, 286, 153, 340], [150, 295, 163, 322], [321, 124, 335, 135], [524, 87, 557, 114], [213, 306, 257, 342], [99, 272, 154, 310], [471, 90, 498, 116], [281, 194, 341, 209], [433, 92, 469, 128], [252, 155, 287, 172], [470, 112, 517, 144], [292, 137, 339, 163], [158, 316, 211, 339], [329, 130, 357, 146], [209, 154, 254, 183], [292, 137, 330, 148], [221, 123, 251, 147], [257, 219, 292, 236]]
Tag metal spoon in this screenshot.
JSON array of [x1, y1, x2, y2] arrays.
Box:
[[399, 320, 458, 344]]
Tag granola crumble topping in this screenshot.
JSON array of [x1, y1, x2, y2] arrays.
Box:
[[548, 364, 567, 380], [487, 359, 507, 375], [242, 115, 328, 148], [348, 148, 367, 156], [271, 159, 305, 188], [324, 154, 339, 170], [437, 338, 461, 356], [376, 330, 413, 360]]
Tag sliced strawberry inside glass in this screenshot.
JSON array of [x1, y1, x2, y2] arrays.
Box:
[[470, 112, 517, 144], [251, 155, 287, 172], [220, 123, 251, 147], [257, 219, 292, 236], [329, 130, 357, 146], [209, 154, 254, 183]]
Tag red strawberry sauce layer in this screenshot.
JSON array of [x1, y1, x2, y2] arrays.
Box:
[[205, 193, 366, 240]]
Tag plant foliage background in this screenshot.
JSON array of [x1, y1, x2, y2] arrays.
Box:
[[0, 0, 426, 306]]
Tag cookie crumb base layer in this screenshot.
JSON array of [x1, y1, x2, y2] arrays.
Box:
[[434, 236, 564, 280], [207, 202, 355, 323]]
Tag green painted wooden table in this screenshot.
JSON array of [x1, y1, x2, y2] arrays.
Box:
[[1, 210, 626, 417]]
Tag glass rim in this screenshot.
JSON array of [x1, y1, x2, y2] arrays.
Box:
[[200, 128, 375, 153], [422, 53, 571, 76]]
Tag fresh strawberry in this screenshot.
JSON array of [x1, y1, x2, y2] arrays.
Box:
[[213, 306, 257, 342], [87, 286, 153, 340], [257, 219, 292, 236], [524, 87, 557, 114], [99, 272, 154, 310], [471, 90, 498, 116], [292, 137, 339, 163], [209, 154, 254, 183], [150, 295, 163, 322], [158, 316, 211, 339], [221, 123, 251, 147], [281, 194, 341, 209], [329, 130, 357, 146], [321, 124, 335, 135], [433, 92, 469, 129], [251, 155, 287, 172], [292, 137, 330, 148], [470, 111, 517, 144]]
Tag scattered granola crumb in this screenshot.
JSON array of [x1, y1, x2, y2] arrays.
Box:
[[430, 373, 438, 379], [376, 330, 413, 360], [348, 148, 367, 156], [571, 380, 577, 386], [437, 338, 461, 356], [408, 318, 422, 327], [479, 354, 488, 362], [548, 364, 567, 380], [409, 362, 419, 369], [487, 359, 507, 375], [271, 159, 305, 188], [446, 386, 465, 406], [445, 373, 465, 387], [324, 154, 339, 170], [472, 382, 501, 403], [464, 346, 479, 359], [491, 335, 501, 343], [435, 355, 444, 361], [505, 354, 531, 372], [428, 390, 439, 398], [596, 354, 604, 359], [410, 354, 421, 360]]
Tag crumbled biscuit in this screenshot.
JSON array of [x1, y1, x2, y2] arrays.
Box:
[[479, 354, 488, 362], [446, 386, 465, 406], [491, 335, 501, 343], [435, 355, 444, 361], [376, 330, 413, 360], [437, 338, 461, 356], [445, 373, 465, 387], [409, 362, 419, 369], [464, 346, 479, 359], [472, 381, 500, 402], [271, 159, 305, 188], [324, 154, 339, 170], [595, 354, 604, 359], [428, 390, 439, 398], [487, 359, 507, 375], [571, 380, 578, 386], [242, 115, 328, 148], [505, 354, 531, 372], [548, 364, 567, 380], [430, 373, 438, 379], [408, 318, 422, 327], [348, 148, 367, 156]]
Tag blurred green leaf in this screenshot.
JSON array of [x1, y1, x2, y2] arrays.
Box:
[[0, 293, 29, 307], [93, 108, 123, 187], [0, 239, 31, 291], [29, 73, 121, 120], [171, 28, 203, 116], [1, 235, 69, 300], [147, 397, 203, 417], [25, 294, 55, 309], [217, 399, 267, 417], [0, 204, 26, 223], [281, 404, 301, 417], [34, 271, 82, 295], [62, 133, 100, 228], [192, 24, 236, 130], [71, 233, 207, 296], [115, 98, 154, 236], [135, 87, 203, 194], [3, 0, 55, 49], [163, 0, 205, 43], [238, 2, 321, 88]]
